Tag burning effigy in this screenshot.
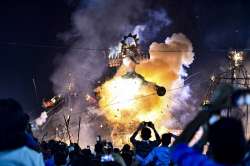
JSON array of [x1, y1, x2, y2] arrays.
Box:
[[96, 33, 194, 146], [37, 32, 195, 148]]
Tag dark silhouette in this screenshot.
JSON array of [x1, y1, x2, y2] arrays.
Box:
[[0, 99, 27, 151], [121, 144, 133, 166], [2, 85, 250, 166], [172, 84, 247, 166], [0, 98, 44, 166], [130, 121, 161, 158], [208, 117, 246, 164]]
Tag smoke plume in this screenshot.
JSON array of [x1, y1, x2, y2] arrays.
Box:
[[35, 111, 48, 126], [96, 33, 196, 146], [46, 0, 196, 146], [139, 33, 196, 129]]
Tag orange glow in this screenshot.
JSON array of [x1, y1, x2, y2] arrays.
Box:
[[97, 34, 194, 147]]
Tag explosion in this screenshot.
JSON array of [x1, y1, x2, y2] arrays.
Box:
[[97, 33, 194, 146], [47, 0, 196, 148]]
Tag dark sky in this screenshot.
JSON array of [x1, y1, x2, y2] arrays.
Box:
[[0, 0, 74, 116], [1, 0, 250, 117]]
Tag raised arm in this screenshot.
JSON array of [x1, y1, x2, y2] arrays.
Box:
[[130, 123, 144, 145], [148, 122, 160, 143]]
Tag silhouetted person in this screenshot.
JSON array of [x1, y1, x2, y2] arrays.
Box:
[[0, 98, 44, 166], [121, 144, 133, 166], [101, 142, 126, 166], [130, 121, 160, 158]]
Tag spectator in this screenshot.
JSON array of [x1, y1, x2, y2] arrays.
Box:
[[130, 121, 161, 158], [95, 135, 104, 160], [112, 146, 126, 166], [171, 84, 247, 166], [121, 144, 133, 166], [0, 98, 44, 166], [4, 84, 249, 166], [96, 141, 126, 166], [40, 141, 54, 166], [113, 148, 120, 154], [137, 133, 173, 166]]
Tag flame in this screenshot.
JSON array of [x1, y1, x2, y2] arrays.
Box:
[[98, 76, 164, 122], [97, 33, 194, 147]]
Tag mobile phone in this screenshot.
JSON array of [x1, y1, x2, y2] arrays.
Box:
[[101, 154, 114, 162]]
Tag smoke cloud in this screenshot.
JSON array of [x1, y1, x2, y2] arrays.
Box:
[[96, 33, 196, 146], [44, 0, 196, 146], [35, 111, 48, 126], [139, 33, 196, 129]]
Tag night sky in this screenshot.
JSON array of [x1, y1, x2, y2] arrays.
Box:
[[1, 0, 250, 117]]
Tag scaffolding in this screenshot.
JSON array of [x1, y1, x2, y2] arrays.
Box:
[[203, 50, 250, 133]]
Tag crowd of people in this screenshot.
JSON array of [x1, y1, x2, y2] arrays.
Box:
[[1, 84, 250, 165]]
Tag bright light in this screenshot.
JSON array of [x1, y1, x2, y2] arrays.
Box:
[[210, 75, 216, 82], [230, 51, 244, 66], [246, 94, 250, 105], [103, 77, 143, 111], [236, 96, 245, 106], [97, 74, 168, 147], [96, 34, 194, 147]]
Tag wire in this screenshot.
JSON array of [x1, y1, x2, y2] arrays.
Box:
[[184, 72, 201, 82], [0, 41, 107, 51], [1, 41, 247, 53]]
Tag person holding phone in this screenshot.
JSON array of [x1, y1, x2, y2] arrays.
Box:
[[130, 121, 161, 158]]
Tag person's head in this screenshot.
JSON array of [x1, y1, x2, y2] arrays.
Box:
[[113, 148, 120, 154], [121, 144, 130, 153], [48, 139, 57, 154], [72, 143, 81, 153], [105, 142, 113, 154], [208, 117, 246, 165], [141, 127, 151, 140], [0, 99, 27, 151], [161, 133, 172, 146], [81, 148, 92, 157]]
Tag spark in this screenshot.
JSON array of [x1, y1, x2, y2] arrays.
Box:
[[229, 50, 244, 67]]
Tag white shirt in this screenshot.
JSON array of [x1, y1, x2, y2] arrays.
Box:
[[0, 146, 44, 166]]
